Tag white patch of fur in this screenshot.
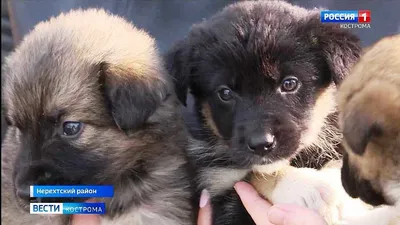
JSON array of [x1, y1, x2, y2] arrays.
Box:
[[341, 206, 398, 225], [385, 180, 400, 205], [252, 159, 290, 174], [199, 168, 248, 197], [262, 165, 374, 225], [187, 138, 249, 196]]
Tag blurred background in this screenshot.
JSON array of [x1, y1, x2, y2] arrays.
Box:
[[1, 0, 399, 141]]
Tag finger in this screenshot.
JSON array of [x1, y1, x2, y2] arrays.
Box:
[[71, 199, 101, 225], [71, 214, 101, 225], [268, 204, 328, 225], [234, 181, 274, 225], [198, 189, 212, 225]]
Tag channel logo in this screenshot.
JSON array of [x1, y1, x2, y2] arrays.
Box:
[[30, 203, 106, 215], [320, 10, 371, 23]]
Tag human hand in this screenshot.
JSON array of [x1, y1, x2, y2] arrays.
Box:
[[235, 181, 328, 225], [70, 200, 101, 225], [71, 214, 101, 225], [197, 181, 328, 225]]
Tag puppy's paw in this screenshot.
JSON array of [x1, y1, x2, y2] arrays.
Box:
[[252, 166, 370, 225]]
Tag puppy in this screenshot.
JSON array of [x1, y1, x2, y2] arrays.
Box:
[[166, 1, 361, 224], [1, 9, 195, 225], [338, 34, 400, 224]]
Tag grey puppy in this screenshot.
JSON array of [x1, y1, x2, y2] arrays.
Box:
[[1, 9, 195, 225]]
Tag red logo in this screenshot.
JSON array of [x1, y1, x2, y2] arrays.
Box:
[[358, 10, 371, 23]]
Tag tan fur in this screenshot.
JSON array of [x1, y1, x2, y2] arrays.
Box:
[[294, 84, 343, 167], [1, 9, 194, 225], [300, 84, 340, 150], [338, 34, 400, 225], [201, 103, 223, 138]]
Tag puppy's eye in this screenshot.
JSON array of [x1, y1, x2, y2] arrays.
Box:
[[281, 77, 299, 92], [62, 121, 83, 137], [217, 87, 234, 102]]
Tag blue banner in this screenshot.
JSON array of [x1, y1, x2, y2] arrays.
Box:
[[30, 185, 114, 198], [30, 202, 106, 215], [320, 10, 359, 23]]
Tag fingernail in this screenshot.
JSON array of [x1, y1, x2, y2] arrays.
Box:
[[199, 189, 210, 208], [233, 182, 242, 192], [268, 207, 287, 224]]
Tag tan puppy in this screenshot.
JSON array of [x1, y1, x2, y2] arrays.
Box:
[[338, 34, 400, 224], [1, 8, 195, 225]]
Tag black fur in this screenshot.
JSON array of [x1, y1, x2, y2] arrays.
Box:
[[342, 111, 383, 156], [341, 154, 387, 206], [100, 62, 168, 132], [166, 1, 361, 224]]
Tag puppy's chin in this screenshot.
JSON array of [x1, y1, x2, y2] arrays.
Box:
[[252, 160, 290, 174], [230, 150, 291, 171]]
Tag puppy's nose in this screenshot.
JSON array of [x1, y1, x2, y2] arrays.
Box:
[[16, 185, 31, 201], [248, 133, 276, 155]]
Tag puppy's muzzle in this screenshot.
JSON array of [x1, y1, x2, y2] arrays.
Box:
[[248, 133, 277, 156], [15, 162, 65, 202]]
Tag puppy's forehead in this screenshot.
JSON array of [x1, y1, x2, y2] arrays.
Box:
[[192, 20, 318, 92], [206, 36, 317, 93], [187, 0, 324, 94], [3, 53, 105, 124]]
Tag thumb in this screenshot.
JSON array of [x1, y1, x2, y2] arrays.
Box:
[[234, 181, 274, 225], [71, 214, 101, 225], [268, 204, 328, 225], [70, 200, 101, 225]]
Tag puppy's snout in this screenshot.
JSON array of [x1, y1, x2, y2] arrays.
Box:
[[17, 162, 58, 185], [248, 133, 276, 156]]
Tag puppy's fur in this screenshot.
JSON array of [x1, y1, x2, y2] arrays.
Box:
[[252, 162, 372, 225], [166, 1, 361, 224], [1, 9, 195, 225], [252, 160, 397, 225], [255, 35, 400, 225], [338, 34, 400, 224]]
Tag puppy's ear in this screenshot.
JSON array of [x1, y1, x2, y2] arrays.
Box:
[[303, 15, 362, 85], [321, 27, 361, 85], [342, 111, 382, 155], [98, 62, 167, 132], [165, 40, 190, 106]]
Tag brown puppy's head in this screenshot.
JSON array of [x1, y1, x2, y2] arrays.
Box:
[[166, 1, 360, 170], [2, 9, 168, 210], [338, 35, 400, 206]]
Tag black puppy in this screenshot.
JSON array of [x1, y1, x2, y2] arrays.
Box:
[[166, 1, 361, 224]]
